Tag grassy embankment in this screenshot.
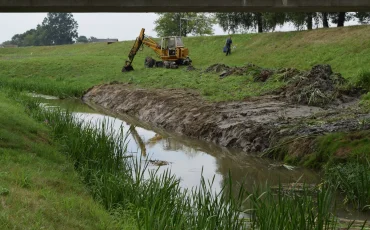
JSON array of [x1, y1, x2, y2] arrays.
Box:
[[0, 90, 136, 229], [0, 25, 369, 220], [0, 25, 370, 102], [2, 25, 369, 166]]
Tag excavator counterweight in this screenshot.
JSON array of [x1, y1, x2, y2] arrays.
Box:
[[122, 28, 191, 72]]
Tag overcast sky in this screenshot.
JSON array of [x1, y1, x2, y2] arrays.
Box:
[[0, 13, 361, 43], [0, 13, 227, 43]]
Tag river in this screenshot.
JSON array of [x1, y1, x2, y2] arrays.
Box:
[[33, 94, 369, 222]]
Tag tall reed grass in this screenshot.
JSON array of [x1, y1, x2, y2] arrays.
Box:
[[12, 93, 363, 230], [25, 98, 249, 229], [325, 159, 370, 212], [248, 183, 339, 230]]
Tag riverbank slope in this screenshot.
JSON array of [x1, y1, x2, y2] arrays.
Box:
[[0, 91, 136, 229]]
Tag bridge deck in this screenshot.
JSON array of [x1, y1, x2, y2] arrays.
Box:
[[1, 0, 370, 12]]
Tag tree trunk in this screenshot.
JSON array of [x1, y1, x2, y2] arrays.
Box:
[[306, 13, 313, 30], [322, 12, 329, 28], [337, 12, 346, 27], [256, 13, 263, 33]]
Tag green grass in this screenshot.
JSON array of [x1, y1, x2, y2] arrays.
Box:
[[248, 183, 339, 230], [325, 159, 370, 212], [0, 90, 136, 229], [360, 92, 370, 110], [265, 130, 370, 212], [1, 25, 370, 100], [268, 130, 370, 168], [25, 96, 248, 229], [1, 25, 370, 228]]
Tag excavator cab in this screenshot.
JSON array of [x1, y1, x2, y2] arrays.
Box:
[[162, 37, 176, 56], [161, 36, 185, 58]]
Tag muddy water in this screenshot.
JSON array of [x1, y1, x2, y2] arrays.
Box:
[[35, 95, 319, 190], [33, 95, 370, 221]]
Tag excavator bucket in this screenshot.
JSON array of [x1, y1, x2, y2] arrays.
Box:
[[122, 61, 134, 72]]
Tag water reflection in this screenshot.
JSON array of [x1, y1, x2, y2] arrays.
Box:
[[30, 95, 370, 221], [36, 96, 320, 193]]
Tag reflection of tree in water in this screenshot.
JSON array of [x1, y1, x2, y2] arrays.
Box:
[[146, 134, 200, 158], [128, 124, 319, 203], [162, 138, 200, 157]]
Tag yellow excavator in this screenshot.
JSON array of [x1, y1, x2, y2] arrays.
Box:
[[122, 28, 192, 72]]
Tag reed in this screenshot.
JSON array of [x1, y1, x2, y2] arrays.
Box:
[[325, 159, 370, 212]]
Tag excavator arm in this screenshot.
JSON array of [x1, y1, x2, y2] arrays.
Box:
[[122, 28, 161, 72]]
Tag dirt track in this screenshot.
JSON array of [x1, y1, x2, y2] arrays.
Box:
[[82, 82, 370, 153]]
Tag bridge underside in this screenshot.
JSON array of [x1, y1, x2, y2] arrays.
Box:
[[1, 0, 370, 12]]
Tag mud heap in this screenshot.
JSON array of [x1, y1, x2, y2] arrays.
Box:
[[278, 64, 347, 106], [205, 63, 348, 106]]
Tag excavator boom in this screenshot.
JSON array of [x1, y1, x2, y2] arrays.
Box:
[[122, 28, 145, 71], [123, 28, 162, 72]]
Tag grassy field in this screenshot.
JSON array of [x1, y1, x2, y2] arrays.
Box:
[[1, 25, 370, 101], [0, 90, 136, 229], [1, 25, 370, 228]]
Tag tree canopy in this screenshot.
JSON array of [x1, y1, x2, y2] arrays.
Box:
[[215, 12, 365, 33], [8, 13, 78, 47], [77, 36, 88, 43], [355, 12, 370, 24], [154, 13, 215, 37], [215, 12, 286, 34], [42, 13, 79, 45]]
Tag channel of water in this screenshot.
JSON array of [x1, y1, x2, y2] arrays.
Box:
[[34, 94, 369, 222]]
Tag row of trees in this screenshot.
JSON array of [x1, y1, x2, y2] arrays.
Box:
[[154, 12, 370, 37], [3, 12, 370, 47]]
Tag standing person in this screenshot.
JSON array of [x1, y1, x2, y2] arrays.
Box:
[[225, 36, 232, 56]]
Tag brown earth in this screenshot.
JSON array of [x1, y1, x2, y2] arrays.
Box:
[[82, 70, 370, 153]]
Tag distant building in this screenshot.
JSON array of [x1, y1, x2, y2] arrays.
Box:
[[90, 38, 118, 44]]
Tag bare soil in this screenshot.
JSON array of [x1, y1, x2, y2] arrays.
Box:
[[83, 65, 370, 153]]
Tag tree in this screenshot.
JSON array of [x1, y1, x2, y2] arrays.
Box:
[[42, 13, 78, 45], [10, 24, 47, 47], [154, 13, 215, 37], [355, 12, 370, 24], [322, 12, 329, 28], [88, 36, 97, 43], [5, 13, 77, 47], [1, 41, 12, 46], [329, 12, 354, 27], [286, 12, 320, 30], [261, 12, 286, 32], [215, 12, 286, 34], [77, 36, 88, 43]]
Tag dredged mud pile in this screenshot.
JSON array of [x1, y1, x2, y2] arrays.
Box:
[[205, 64, 352, 106], [83, 64, 369, 153]]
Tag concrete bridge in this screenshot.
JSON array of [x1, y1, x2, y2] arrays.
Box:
[[1, 0, 370, 12]]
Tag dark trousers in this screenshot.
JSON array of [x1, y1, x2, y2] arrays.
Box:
[[226, 46, 231, 56]]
